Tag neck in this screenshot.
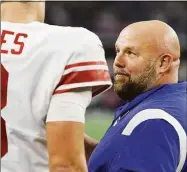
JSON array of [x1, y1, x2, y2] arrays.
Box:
[[148, 72, 179, 91], [1, 2, 40, 23]]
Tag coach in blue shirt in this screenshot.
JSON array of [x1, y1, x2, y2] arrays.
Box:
[[88, 20, 187, 172]]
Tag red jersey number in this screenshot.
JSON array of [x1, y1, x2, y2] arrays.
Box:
[[1, 64, 9, 157], [1, 30, 28, 157]]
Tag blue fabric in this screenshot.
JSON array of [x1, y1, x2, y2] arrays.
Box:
[[88, 82, 187, 172]]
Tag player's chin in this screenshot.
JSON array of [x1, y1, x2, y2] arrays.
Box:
[[114, 82, 125, 94], [114, 75, 128, 85]]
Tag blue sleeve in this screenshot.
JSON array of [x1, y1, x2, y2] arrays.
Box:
[[110, 119, 180, 172]]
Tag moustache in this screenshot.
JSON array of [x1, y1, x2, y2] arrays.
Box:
[[114, 68, 130, 77]]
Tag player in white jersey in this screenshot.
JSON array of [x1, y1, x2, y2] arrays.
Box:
[[1, 1, 112, 172]]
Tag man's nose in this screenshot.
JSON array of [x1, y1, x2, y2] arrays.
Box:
[[114, 54, 126, 68]]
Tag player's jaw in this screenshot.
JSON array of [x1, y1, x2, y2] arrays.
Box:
[[114, 62, 157, 101]]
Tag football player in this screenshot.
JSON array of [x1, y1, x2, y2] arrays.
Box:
[[1, 1, 112, 172]]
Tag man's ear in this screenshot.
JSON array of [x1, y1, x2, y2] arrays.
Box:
[[157, 54, 173, 73]]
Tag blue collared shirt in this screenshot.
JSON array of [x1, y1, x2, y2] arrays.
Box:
[[88, 82, 187, 172]]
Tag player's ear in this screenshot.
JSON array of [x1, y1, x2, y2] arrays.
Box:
[[157, 54, 173, 73]]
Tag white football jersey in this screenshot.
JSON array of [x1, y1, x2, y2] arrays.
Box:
[[1, 21, 112, 172]]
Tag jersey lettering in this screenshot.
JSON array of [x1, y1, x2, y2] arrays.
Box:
[[0, 30, 27, 157], [1, 30, 28, 55]]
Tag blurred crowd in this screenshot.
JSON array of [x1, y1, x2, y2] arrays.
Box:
[[45, 1, 187, 111]]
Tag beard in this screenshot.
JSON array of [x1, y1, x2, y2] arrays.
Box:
[[114, 62, 156, 101]]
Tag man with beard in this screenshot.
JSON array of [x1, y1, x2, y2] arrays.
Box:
[[88, 20, 187, 172]]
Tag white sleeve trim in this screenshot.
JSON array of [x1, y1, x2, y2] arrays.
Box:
[[64, 64, 109, 75], [46, 88, 92, 123], [122, 109, 187, 172]]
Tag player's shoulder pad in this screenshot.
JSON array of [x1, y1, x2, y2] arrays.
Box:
[[72, 27, 103, 48], [47, 25, 103, 49]]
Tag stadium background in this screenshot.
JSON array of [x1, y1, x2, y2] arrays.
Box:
[[45, 1, 187, 140]]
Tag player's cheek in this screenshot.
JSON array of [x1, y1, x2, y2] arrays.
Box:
[[129, 60, 145, 74]]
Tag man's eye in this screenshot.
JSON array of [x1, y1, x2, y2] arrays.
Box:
[[115, 49, 120, 54], [127, 50, 136, 55]]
